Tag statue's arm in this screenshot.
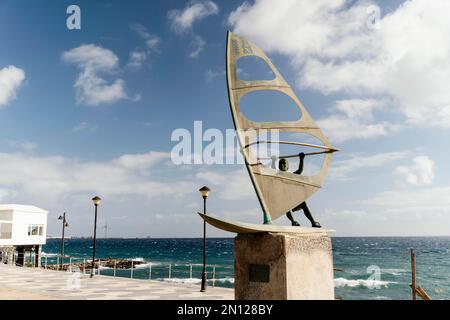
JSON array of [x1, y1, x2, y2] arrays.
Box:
[[293, 153, 305, 175]]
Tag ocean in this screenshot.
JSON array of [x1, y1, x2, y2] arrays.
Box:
[[42, 237, 450, 300]]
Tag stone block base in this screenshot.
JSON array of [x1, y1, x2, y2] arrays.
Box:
[[234, 232, 334, 300]]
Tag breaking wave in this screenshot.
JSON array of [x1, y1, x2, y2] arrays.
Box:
[[41, 252, 59, 257], [334, 277, 396, 288], [381, 268, 407, 276]]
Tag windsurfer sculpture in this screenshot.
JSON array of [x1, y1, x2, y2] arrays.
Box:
[[279, 153, 322, 228]]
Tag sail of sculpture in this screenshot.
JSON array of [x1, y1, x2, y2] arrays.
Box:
[[226, 32, 339, 224]]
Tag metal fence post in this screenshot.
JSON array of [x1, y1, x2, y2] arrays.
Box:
[[189, 264, 193, 279], [168, 264, 172, 279], [114, 260, 117, 277], [149, 262, 152, 280], [69, 257, 72, 271], [45, 256, 48, 269], [213, 265, 216, 287], [83, 258, 86, 274], [130, 260, 134, 279], [98, 259, 101, 276], [56, 256, 59, 271]]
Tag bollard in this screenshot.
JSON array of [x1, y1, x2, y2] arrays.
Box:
[[83, 258, 86, 274], [114, 260, 117, 277], [56, 256, 59, 271], [168, 264, 172, 279], [189, 264, 193, 279], [131, 260, 134, 279], [45, 256, 48, 269], [69, 257, 72, 271], [98, 259, 101, 276]]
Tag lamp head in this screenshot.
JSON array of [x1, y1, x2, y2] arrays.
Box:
[[199, 186, 211, 199], [92, 196, 102, 206]]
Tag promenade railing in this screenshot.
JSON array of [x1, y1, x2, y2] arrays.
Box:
[[3, 252, 233, 288]]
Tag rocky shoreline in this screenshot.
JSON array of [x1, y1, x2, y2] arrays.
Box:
[[44, 258, 145, 271]]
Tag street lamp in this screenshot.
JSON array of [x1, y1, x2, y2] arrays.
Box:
[[199, 186, 211, 292], [90, 196, 101, 278], [58, 212, 69, 270]]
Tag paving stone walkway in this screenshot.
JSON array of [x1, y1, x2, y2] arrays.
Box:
[[0, 264, 234, 300]]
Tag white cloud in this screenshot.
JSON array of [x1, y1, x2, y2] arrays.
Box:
[[334, 99, 381, 122], [4, 140, 37, 153], [205, 69, 225, 82], [320, 186, 450, 236], [395, 156, 434, 186], [189, 36, 206, 58], [323, 209, 366, 221], [362, 187, 450, 213], [229, 0, 450, 129], [196, 168, 254, 200], [127, 50, 147, 69], [0, 151, 190, 204], [221, 208, 261, 224], [318, 99, 399, 142], [168, 1, 218, 58], [0, 65, 26, 107], [330, 151, 411, 181], [0, 188, 17, 202], [129, 24, 160, 69], [168, 1, 219, 33], [63, 44, 119, 70], [63, 44, 129, 106], [71, 122, 98, 133], [0, 150, 263, 237], [113, 151, 169, 171], [131, 24, 160, 52]]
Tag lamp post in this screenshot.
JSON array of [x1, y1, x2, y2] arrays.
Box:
[[58, 212, 69, 270], [199, 186, 211, 292], [90, 196, 101, 278]]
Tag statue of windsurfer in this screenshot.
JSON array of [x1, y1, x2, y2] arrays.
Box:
[[279, 153, 322, 228]]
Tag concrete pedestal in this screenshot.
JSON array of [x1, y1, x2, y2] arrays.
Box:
[[234, 232, 334, 300]]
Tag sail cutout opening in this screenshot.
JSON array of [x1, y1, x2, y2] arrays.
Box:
[[239, 90, 302, 123], [236, 55, 276, 81]]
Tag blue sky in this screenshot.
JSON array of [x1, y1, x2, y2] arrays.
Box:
[[1, 0, 449, 238]]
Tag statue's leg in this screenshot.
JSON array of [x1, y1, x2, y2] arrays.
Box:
[[300, 202, 321, 228], [286, 211, 300, 226]]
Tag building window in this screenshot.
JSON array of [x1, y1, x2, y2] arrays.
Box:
[[0, 222, 13, 239], [28, 225, 44, 236]]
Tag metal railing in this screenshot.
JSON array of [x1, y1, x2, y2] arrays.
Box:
[[32, 253, 233, 287], [1, 252, 234, 288]]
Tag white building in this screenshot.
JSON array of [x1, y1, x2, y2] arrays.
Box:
[[0, 204, 48, 266]]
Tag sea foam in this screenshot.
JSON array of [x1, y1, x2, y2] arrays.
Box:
[[334, 277, 396, 288]]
